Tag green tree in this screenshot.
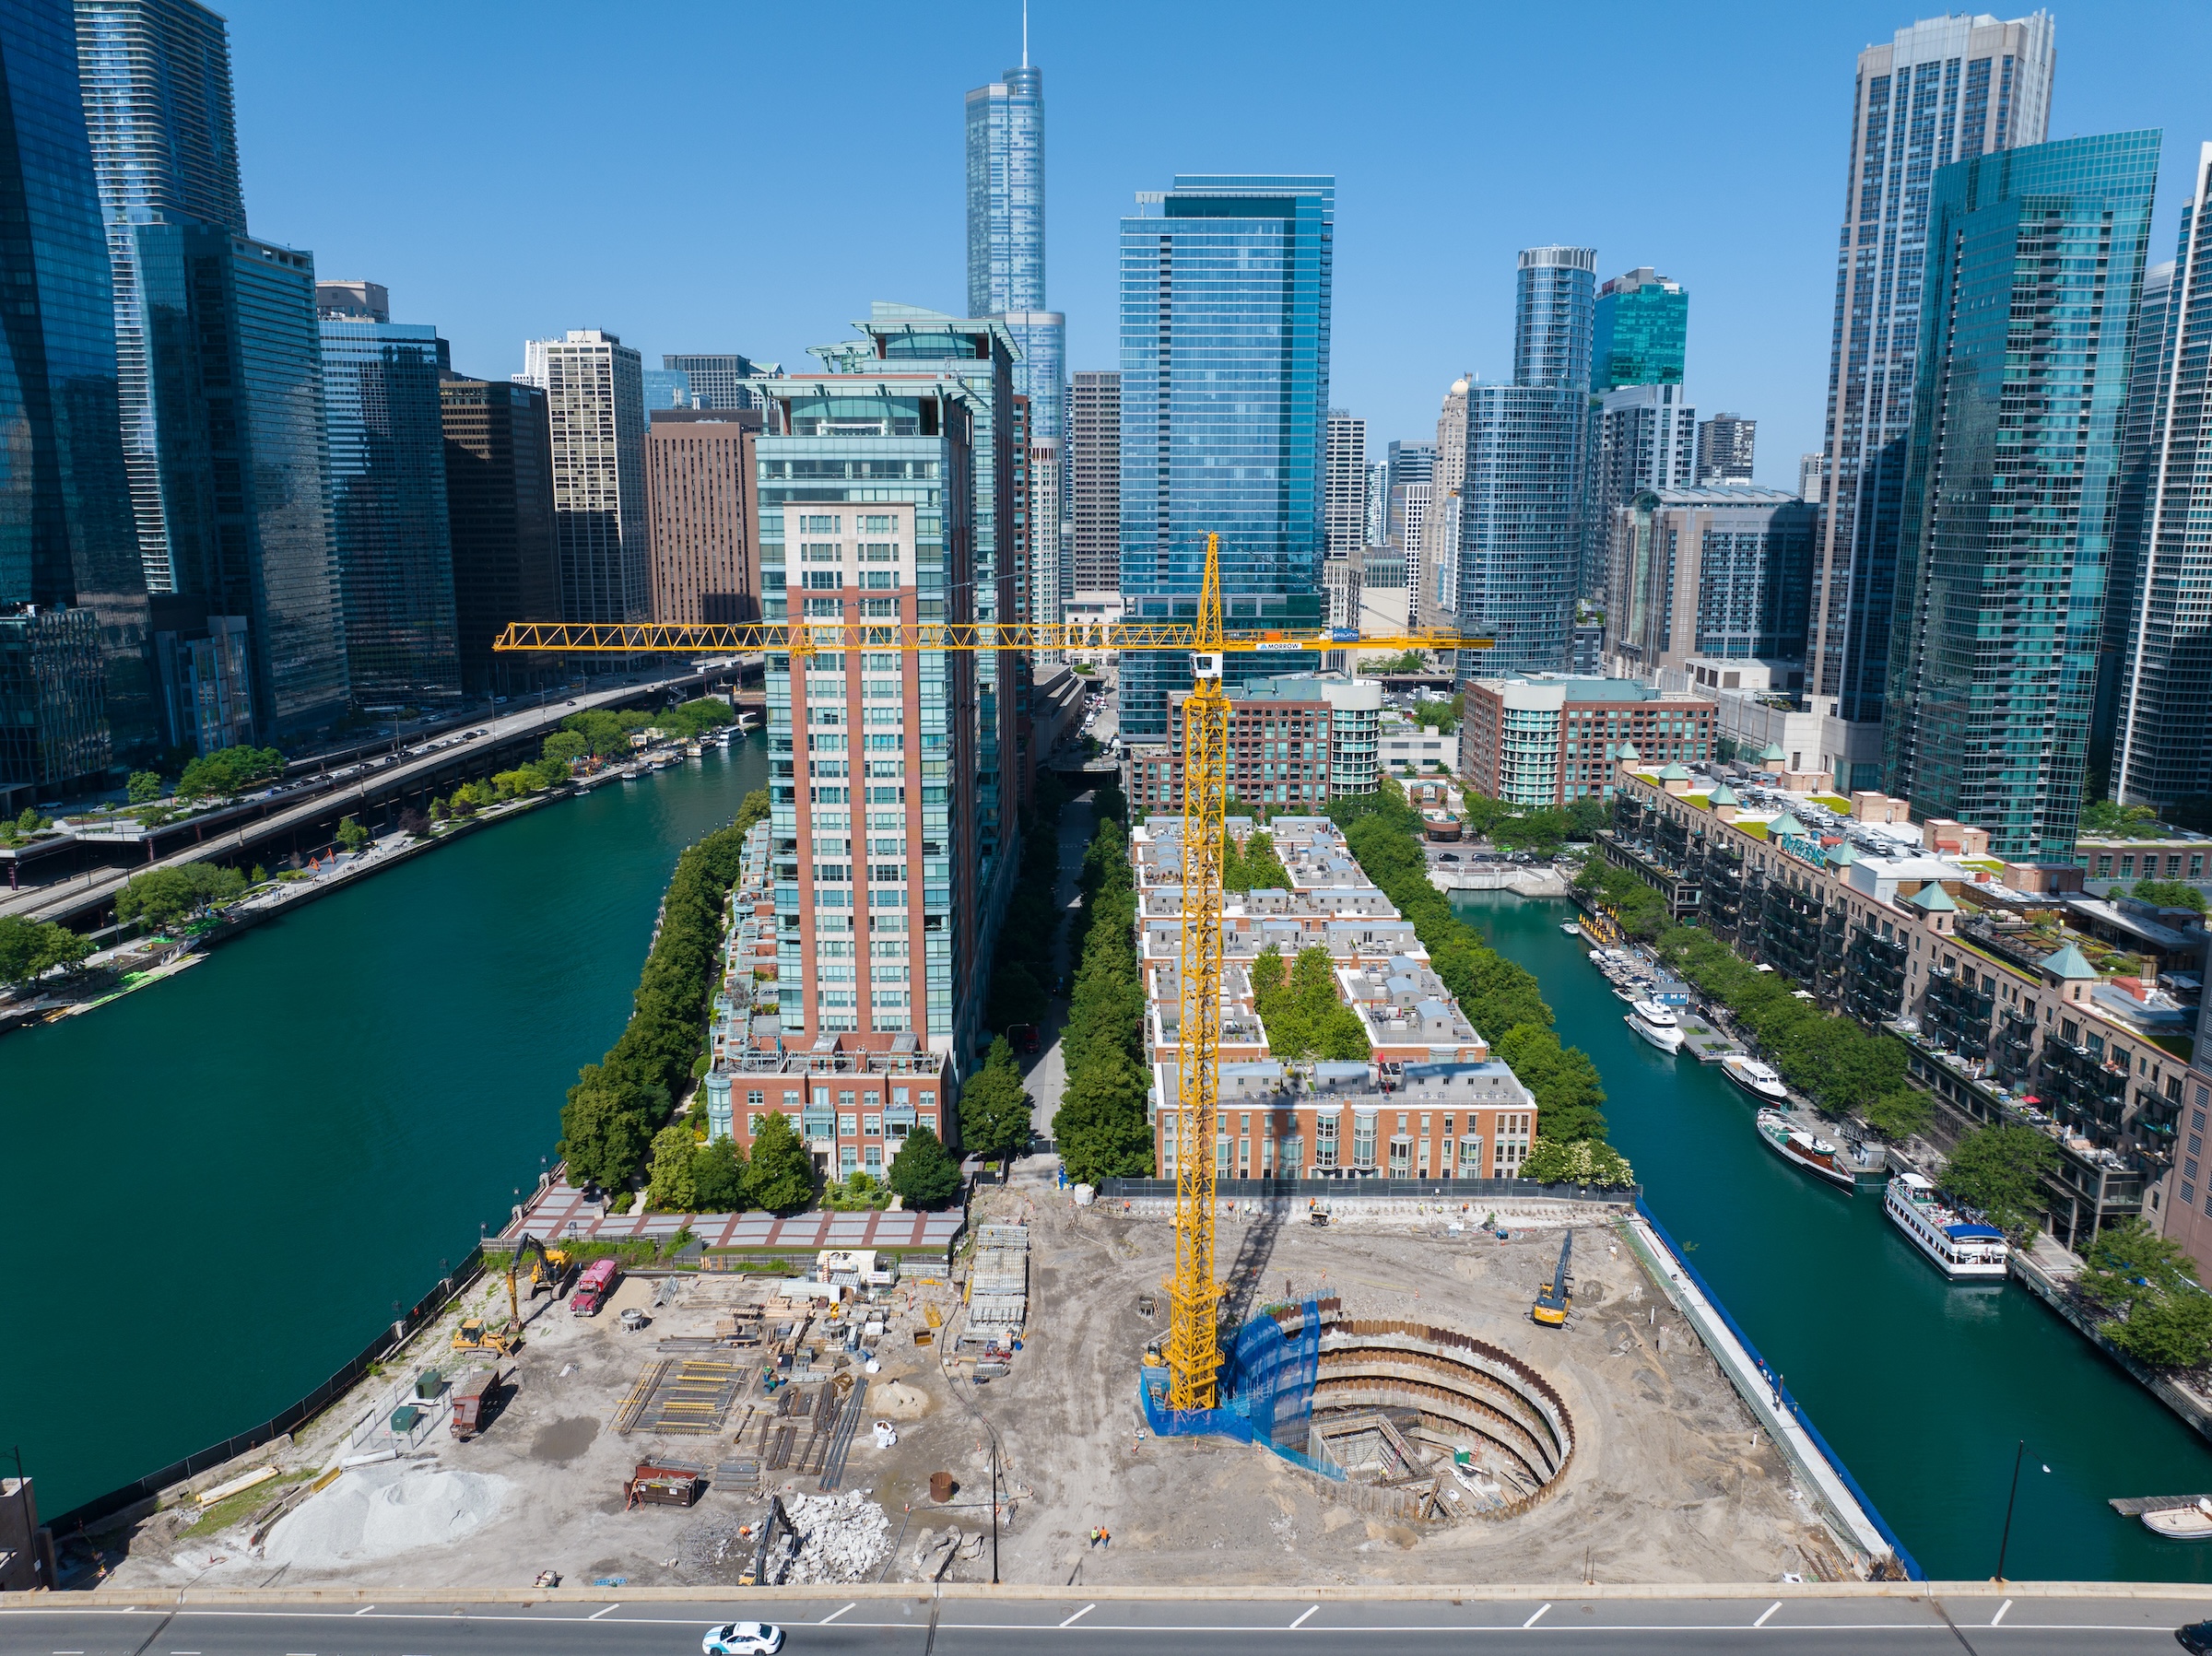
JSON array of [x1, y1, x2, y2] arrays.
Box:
[[1493, 1024, 1609, 1144], [732, 786, 771, 840], [1359, 650, 1425, 674], [0, 916, 89, 986], [335, 815, 370, 852], [1411, 697, 1458, 734], [2103, 1290, 2212, 1370], [1861, 1088, 1932, 1141], [2131, 879, 2207, 914], [175, 745, 283, 800], [114, 867, 197, 928], [744, 1111, 817, 1213], [645, 1122, 700, 1211], [959, 1053, 1034, 1163], [558, 1064, 664, 1192], [692, 1137, 749, 1211], [1053, 1054, 1155, 1184], [1940, 1123, 2059, 1239], [1522, 1136, 1636, 1188], [542, 730, 589, 767], [888, 1125, 962, 1208], [2078, 1217, 2200, 1311], [126, 770, 163, 805]]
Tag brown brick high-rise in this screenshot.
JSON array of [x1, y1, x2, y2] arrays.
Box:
[[645, 408, 761, 623]]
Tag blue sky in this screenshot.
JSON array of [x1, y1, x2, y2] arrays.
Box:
[[225, 1, 2211, 487]]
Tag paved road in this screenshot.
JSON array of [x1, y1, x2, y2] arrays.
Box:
[[3, 1591, 2205, 1655], [0, 675, 711, 926]]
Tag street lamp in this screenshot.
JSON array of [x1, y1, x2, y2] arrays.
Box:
[[1993, 1439, 2049, 1581]]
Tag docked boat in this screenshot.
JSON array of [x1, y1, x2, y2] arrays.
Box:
[[1722, 1053, 1790, 1103], [1625, 1000, 1685, 1053], [1885, 1172, 2007, 1279], [1756, 1109, 1856, 1192], [1561, 922, 1584, 936], [2144, 1497, 2212, 1540], [686, 741, 703, 758]]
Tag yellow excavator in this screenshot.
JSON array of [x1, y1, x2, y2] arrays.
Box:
[[1532, 1231, 1573, 1328], [455, 1236, 567, 1357]]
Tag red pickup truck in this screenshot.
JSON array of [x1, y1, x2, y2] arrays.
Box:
[[571, 1258, 619, 1316]]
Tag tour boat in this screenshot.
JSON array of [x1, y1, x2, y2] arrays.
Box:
[[1721, 1053, 1790, 1103], [1625, 1000, 1685, 1053], [2144, 1498, 2212, 1540], [1884, 1172, 2008, 1280], [1756, 1109, 1856, 1192]]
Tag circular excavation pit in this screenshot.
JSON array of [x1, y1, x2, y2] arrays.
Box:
[[1297, 1301, 1575, 1526]]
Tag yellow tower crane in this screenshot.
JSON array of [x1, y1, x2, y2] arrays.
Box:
[[495, 533, 1488, 1412]]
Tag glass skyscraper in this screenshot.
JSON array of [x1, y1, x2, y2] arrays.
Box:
[[76, 0, 347, 737], [966, 60, 1063, 626], [1118, 174, 1333, 739], [1882, 130, 2159, 860], [318, 288, 461, 710], [1591, 266, 1687, 390], [1512, 245, 1595, 389], [0, 0, 149, 788], [1447, 246, 1592, 675], [1809, 11, 2055, 784], [661, 353, 764, 412], [2105, 142, 2212, 812]]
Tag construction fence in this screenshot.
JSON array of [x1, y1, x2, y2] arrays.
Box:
[[1138, 1298, 1339, 1480]]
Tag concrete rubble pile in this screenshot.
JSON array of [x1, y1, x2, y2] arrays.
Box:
[[781, 1488, 891, 1583]]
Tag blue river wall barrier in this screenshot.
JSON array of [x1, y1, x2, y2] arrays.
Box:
[[1636, 1197, 1924, 1580]]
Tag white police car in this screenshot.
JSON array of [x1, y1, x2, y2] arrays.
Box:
[[701, 1624, 782, 1656]]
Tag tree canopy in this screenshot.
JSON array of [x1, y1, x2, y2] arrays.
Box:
[[0, 915, 90, 987], [888, 1125, 962, 1208], [1940, 1123, 2058, 1239], [960, 1039, 1035, 1162], [743, 1112, 817, 1213], [114, 863, 247, 928], [1251, 944, 1370, 1061], [1053, 806, 1157, 1186], [176, 745, 284, 800]]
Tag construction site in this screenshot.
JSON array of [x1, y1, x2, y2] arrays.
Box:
[[88, 1186, 1853, 1592]]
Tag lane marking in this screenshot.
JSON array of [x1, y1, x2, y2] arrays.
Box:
[[820, 1604, 858, 1625], [353, 1607, 376, 1617], [587, 1604, 620, 1620], [1991, 1599, 2013, 1627], [1522, 1604, 1551, 1628], [1289, 1606, 1320, 1629], [1059, 1604, 1096, 1627], [1753, 1603, 1781, 1627]]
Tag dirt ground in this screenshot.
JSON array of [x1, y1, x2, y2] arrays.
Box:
[[100, 1188, 1845, 1592]]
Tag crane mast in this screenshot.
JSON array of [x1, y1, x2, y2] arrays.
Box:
[[1167, 534, 1230, 1409]]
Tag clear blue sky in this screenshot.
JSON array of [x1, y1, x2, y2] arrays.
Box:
[[225, 0, 2210, 487]]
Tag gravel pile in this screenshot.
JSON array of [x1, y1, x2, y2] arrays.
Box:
[[262, 1462, 509, 1565]]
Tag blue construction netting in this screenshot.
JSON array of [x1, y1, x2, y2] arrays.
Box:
[[1636, 1197, 1924, 1580], [1139, 1299, 1341, 1478]]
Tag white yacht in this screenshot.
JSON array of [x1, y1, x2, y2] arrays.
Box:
[[1721, 1053, 1790, 1103], [1885, 1172, 2007, 1280], [1625, 1000, 1685, 1053]]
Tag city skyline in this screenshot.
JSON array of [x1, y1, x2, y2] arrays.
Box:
[[208, 1, 2212, 485]]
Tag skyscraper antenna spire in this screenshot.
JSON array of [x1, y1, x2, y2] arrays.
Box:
[[1022, 0, 1029, 67]]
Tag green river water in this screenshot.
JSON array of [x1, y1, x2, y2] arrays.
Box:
[[3, 775, 2207, 1584], [1456, 891, 2212, 1586], [0, 736, 768, 1522]]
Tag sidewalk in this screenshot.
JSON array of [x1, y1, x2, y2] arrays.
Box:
[[1021, 792, 1098, 1161]]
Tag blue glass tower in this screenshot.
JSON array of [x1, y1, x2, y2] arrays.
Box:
[[1118, 174, 1333, 739], [1882, 131, 2160, 859], [318, 289, 461, 711], [0, 0, 150, 786], [75, 0, 346, 737]]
